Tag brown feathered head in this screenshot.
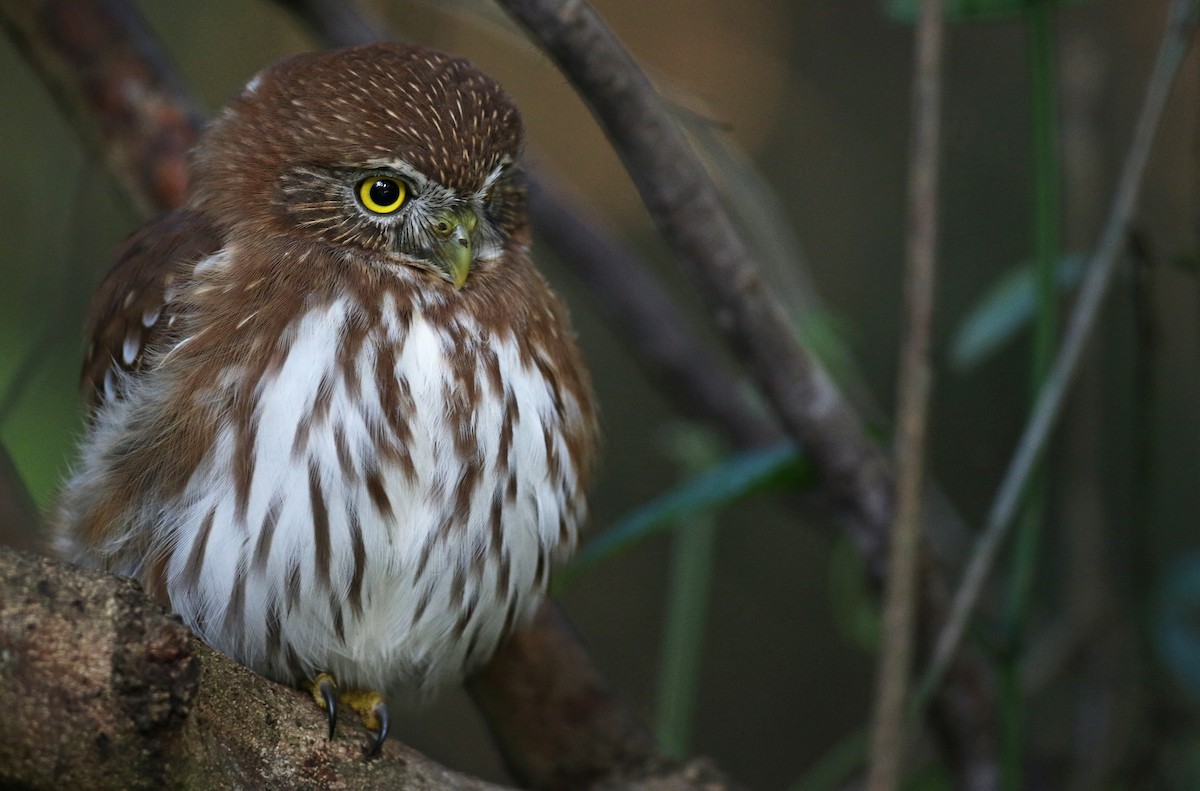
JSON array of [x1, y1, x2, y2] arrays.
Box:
[[188, 43, 527, 287]]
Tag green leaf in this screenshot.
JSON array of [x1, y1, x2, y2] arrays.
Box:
[[558, 442, 810, 587], [886, 0, 1085, 23], [949, 253, 1083, 371]]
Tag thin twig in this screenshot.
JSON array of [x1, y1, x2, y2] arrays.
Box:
[[920, 0, 1200, 703], [865, 0, 945, 788]]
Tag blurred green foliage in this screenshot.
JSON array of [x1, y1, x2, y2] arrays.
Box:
[[949, 254, 1083, 370], [559, 441, 810, 588]]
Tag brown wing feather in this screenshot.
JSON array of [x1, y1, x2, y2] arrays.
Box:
[[82, 209, 223, 409]]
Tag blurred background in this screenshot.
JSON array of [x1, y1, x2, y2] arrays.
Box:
[[2, 0, 1199, 788]]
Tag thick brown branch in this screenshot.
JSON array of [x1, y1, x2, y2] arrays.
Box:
[[0, 548, 513, 790], [468, 606, 661, 789], [0, 547, 737, 790]]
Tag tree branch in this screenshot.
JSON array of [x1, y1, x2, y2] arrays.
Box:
[[0, 0, 200, 215], [0, 0, 1002, 783], [0, 547, 514, 790], [1, 543, 738, 790], [494, 0, 894, 564], [525, 177, 779, 447], [468, 607, 663, 789]]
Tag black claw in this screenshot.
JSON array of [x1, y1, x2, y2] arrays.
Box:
[[318, 677, 338, 740], [366, 702, 389, 757]]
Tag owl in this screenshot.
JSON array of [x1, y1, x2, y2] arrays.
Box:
[[55, 43, 598, 753]]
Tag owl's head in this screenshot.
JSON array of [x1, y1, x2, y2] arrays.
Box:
[[188, 43, 527, 289]]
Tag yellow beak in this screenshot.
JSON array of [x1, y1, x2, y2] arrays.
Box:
[[430, 209, 477, 289]]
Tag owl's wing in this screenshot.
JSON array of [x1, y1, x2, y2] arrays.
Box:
[[82, 209, 223, 409]]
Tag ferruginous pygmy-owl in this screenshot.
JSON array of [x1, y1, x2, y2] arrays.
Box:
[[55, 42, 598, 752]]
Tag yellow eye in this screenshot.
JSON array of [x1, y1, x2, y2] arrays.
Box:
[[358, 177, 407, 214]]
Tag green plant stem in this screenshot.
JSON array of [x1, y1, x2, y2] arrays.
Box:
[[1013, 1, 1062, 621], [655, 513, 718, 756], [1000, 6, 1061, 788]]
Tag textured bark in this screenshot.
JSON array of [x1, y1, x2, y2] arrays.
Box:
[[0, 548, 504, 790], [0, 547, 739, 790]]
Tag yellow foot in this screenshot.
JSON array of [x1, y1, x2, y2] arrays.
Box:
[[300, 673, 390, 756], [341, 688, 389, 757]]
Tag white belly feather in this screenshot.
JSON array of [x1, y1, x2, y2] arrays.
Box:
[[68, 296, 582, 696]]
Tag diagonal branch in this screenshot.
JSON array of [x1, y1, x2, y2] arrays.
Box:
[[527, 177, 780, 447], [2, 0, 999, 783], [493, 0, 895, 567], [489, 1, 999, 783]]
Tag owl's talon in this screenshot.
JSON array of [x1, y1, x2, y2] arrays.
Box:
[[302, 672, 339, 740], [367, 701, 389, 757], [340, 688, 389, 756], [319, 677, 338, 740]]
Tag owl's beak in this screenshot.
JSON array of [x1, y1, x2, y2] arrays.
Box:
[[430, 208, 477, 290]]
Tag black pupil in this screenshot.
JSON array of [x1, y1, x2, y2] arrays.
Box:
[[369, 179, 399, 206]]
